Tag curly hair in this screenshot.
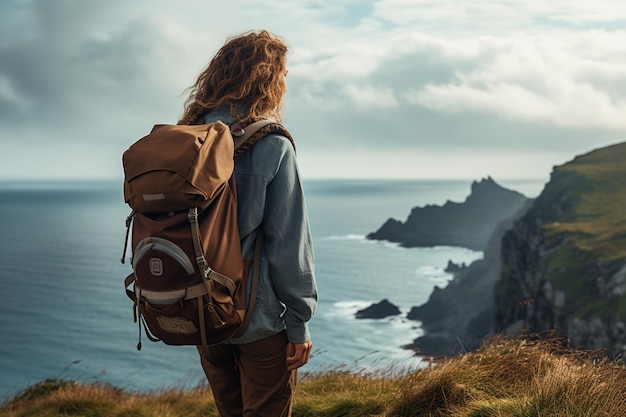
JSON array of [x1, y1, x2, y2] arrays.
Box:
[[179, 30, 288, 125]]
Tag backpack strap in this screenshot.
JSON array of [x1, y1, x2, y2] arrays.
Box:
[[188, 204, 262, 340], [120, 210, 135, 264], [233, 229, 263, 338], [232, 119, 274, 149], [232, 120, 295, 159], [229, 119, 292, 337]]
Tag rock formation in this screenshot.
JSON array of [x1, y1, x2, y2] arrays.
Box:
[[403, 199, 532, 356], [355, 299, 401, 319], [367, 177, 528, 251]]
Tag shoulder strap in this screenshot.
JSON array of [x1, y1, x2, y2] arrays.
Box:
[[232, 120, 274, 150], [232, 120, 295, 159], [228, 119, 295, 337]]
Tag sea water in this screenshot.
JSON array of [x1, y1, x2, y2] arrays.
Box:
[[0, 178, 544, 397]]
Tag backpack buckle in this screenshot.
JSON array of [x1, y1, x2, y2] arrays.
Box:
[[196, 256, 207, 267], [196, 255, 210, 273], [231, 127, 245, 137], [188, 208, 198, 223]]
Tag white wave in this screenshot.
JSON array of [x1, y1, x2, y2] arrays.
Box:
[[323, 234, 366, 241], [326, 300, 372, 317], [417, 265, 445, 276]]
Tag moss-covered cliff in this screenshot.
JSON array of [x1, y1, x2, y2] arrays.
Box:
[[496, 141, 626, 356]]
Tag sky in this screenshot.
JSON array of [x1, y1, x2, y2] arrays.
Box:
[[1, 0, 625, 183]]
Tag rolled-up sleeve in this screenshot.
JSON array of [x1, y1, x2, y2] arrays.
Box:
[[263, 137, 317, 343]]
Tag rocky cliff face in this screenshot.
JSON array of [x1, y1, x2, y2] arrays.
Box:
[[367, 177, 528, 251], [404, 200, 532, 356], [495, 142, 626, 357]]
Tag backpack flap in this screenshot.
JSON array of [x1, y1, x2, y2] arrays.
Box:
[[123, 122, 234, 213]]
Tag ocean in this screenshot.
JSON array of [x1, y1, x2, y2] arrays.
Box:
[[0, 178, 544, 398]]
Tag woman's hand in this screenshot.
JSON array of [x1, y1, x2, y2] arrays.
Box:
[[286, 340, 312, 371]]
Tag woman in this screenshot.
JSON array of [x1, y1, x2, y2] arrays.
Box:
[[179, 30, 317, 417]]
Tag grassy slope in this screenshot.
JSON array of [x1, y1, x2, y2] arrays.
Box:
[[2, 335, 626, 417], [544, 142, 626, 266], [536, 142, 626, 319]]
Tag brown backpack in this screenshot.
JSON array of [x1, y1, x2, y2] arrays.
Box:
[[120, 119, 293, 352]]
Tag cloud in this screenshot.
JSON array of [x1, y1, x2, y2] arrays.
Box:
[[288, 27, 626, 147], [0, 74, 30, 111], [372, 0, 626, 29], [401, 32, 626, 130], [0, 0, 625, 180], [343, 84, 398, 109]]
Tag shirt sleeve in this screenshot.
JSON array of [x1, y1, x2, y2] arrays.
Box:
[[262, 135, 318, 343]]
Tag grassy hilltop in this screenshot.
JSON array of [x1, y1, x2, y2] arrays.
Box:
[[2, 335, 626, 417], [542, 141, 626, 271]]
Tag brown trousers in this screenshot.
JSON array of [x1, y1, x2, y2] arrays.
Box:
[[198, 331, 296, 417]]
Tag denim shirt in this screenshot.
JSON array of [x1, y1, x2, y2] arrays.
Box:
[[202, 109, 317, 344]]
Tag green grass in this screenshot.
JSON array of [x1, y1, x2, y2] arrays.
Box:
[[530, 143, 626, 320], [2, 335, 626, 417], [543, 143, 626, 266]]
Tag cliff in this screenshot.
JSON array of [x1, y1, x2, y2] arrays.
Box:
[[404, 199, 532, 356], [495, 142, 626, 357], [367, 177, 528, 251]]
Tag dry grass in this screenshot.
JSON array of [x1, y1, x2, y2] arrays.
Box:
[[0, 382, 218, 417], [385, 335, 626, 417], [2, 335, 625, 417]]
